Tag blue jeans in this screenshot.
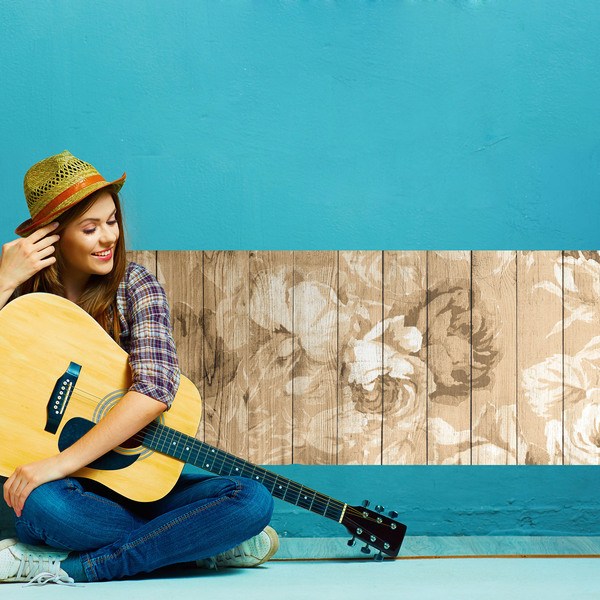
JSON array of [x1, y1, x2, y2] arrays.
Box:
[[14, 473, 274, 582]]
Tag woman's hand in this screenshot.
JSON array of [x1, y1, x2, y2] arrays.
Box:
[[3, 455, 68, 518], [0, 222, 61, 291]]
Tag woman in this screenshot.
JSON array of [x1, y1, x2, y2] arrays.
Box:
[[0, 151, 277, 585]]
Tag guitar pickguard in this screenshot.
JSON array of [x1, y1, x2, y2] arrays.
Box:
[[59, 417, 140, 471]]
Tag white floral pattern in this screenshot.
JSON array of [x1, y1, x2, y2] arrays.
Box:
[[148, 250, 600, 465]]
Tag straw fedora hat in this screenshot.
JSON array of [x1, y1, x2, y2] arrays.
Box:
[[16, 150, 126, 237]]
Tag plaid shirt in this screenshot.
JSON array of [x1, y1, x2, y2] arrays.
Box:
[[115, 262, 180, 409]]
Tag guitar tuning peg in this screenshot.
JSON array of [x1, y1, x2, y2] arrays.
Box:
[[347, 536, 356, 547], [388, 510, 399, 519], [374, 552, 384, 562], [375, 504, 384, 513], [362, 499, 370, 508], [360, 544, 371, 555]]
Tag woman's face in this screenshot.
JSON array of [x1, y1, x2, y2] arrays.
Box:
[[58, 191, 120, 280]]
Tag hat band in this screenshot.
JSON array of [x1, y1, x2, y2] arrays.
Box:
[[33, 174, 105, 223]]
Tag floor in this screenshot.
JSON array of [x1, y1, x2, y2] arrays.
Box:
[[3, 554, 600, 600]]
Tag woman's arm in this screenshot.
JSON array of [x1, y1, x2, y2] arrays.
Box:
[[3, 390, 166, 517], [3, 262, 179, 516], [0, 222, 60, 311], [0, 277, 16, 312]]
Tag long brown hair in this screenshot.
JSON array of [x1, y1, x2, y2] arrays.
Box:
[[16, 188, 128, 342]]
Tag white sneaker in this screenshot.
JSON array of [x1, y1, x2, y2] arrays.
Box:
[[198, 526, 279, 569], [0, 538, 74, 585]]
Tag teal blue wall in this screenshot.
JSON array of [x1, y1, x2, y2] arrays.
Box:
[[1, 1, 599, 249], [257, 465, 600, 538]]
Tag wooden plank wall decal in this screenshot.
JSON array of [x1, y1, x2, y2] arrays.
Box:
[[248, 252, 294, 464], [472, 251, 516, 466], [517, 251, 563, 465], [382, 251, 427, 465], [338, 251, 383, 465], [125, 251, 600, 466]]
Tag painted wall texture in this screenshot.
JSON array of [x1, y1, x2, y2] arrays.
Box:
[[1, 1, 600, 250]]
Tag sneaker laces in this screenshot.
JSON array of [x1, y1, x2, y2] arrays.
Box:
[[216, 546, 247, 563], [204, 546, 246, 570], [24, 572, 77, 587], [8, 546, 76, 587]]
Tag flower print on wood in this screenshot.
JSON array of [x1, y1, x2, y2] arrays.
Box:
[[292, 251, 338, 464], [126, 251, 156, 274], [248, 252, 294, 465], [427, 252, 472, 464], [157, 251, 204, 439], [202, 251, 250, 459], [338, 251, 384, 464], [518, 251, 563, 464], [562, 252, 600, 464], [471, 252, 516, 465], [130, 250, 600, 466], [381, 251, 427, 465]]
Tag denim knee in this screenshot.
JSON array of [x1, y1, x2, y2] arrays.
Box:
[[19, 479, 74, 525], [15, 479, 76, 545], [235, 477, 274, 531]]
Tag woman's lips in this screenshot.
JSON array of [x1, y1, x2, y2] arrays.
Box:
[[92, 248, 113, 261]]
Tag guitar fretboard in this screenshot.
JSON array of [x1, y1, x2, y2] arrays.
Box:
[[141, 422, 346, 522]]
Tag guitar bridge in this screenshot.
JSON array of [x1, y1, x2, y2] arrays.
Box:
[[45, 362, 81, 435]]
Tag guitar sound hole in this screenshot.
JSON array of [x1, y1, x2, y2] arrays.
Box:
[[119, 434, 143, 450]]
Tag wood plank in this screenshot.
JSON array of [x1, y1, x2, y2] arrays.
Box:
[[156, 251, 204, 440], [382, 251, 427, 465], [517, 251, 563, 464], [471, 251, 517, 465], [338, 251, 383, 464], [563, 251, 600, 464], [427, 251, 472, 464], [203, 251, 249, 459], [293, 251, 338, 464], [248, 251, 294, 464], [125, 250, 156, 275]]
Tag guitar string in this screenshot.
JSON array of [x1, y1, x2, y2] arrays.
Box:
[[64, 388, 392, 525]]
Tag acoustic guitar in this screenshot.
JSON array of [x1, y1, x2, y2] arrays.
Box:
[[0, 292, 407, 559]]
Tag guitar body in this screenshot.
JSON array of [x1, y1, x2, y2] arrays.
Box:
[[0, 292, 202, 502]]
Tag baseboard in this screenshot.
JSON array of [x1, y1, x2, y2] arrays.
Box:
[[273, 536, 600, 560]]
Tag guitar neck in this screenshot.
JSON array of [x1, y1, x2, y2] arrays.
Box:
[[141, 422, 346, 523]]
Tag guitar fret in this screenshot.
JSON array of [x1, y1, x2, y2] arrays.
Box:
[[296, 486, 315, 511], [270, 476, 287, 499], [191, 438, 202, 468], [159, 428, 168, 454], [204, 447, 217, 471], [283, 483, 301, 505], [233, 460, 243, 476], [229, 456, 242, 476], [261, 471, 278, 494], [171, 430, 182, 458], [220, 450, 230, 475], [212, 448, 225, 475]]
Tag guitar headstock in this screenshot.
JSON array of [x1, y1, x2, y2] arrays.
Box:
[[342, 500, 407, 559]]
